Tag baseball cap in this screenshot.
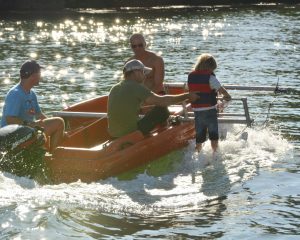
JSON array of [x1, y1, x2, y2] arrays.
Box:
[[20, 60, 43, 79], [123, 59, 152, 75]]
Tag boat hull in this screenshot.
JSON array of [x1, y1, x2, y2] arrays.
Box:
[[45, 121, 195, 183], [45, 95, 196, 183]]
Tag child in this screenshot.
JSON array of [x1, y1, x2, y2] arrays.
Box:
[[187, 53, 231, 153]]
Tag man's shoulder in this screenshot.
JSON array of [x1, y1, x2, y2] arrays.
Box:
[[110, 80, 141, 91], [126, 80, 152, 95], [109, 81, 122, 91], [6, 84, 22, 96], [148, 51, 163, 61]]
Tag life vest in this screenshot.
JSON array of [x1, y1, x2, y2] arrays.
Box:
[[187, 70, 217, 108]]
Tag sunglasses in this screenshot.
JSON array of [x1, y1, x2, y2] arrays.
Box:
[[131, 43, 144, 49]]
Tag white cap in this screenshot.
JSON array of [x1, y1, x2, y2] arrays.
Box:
[[123, 59, 152, 75]]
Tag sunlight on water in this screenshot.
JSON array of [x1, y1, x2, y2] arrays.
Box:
[[0, 13, 265, 109]]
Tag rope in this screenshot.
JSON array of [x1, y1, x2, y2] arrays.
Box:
[[251, 75, 285, 129], [234, 76, 284, 136]]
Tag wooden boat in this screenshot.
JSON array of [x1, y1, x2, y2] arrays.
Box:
[[45, 83, 284, 183]]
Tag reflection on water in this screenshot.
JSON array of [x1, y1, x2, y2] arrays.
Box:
[[0, 5, 299, 239]]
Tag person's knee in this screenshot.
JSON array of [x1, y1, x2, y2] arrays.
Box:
[[153, 106, 170, 122], [159, 106, 170, 120], [55, 117, 65, 131], [44, 117, 65, 135]]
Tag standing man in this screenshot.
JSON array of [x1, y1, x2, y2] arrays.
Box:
[[107, 59, 199, 138], [1, 60, 65, 152], [128, 33, 165, 94]]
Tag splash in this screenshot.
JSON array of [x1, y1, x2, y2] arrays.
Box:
[[0, 126, 293, 217]]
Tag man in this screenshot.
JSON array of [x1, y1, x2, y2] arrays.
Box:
[[128, 33, 165, 94], [1, 60, 65, 152], [107, 59, 199, 138]]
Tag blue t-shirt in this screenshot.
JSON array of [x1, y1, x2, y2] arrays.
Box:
[[1, 84, 41, 127]]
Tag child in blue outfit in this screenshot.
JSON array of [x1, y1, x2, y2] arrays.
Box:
[[187, 54, 231, 153]]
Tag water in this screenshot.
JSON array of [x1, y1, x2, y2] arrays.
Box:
[[0, 5, 299, 239]]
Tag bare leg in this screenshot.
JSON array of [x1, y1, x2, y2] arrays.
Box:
[[195, 143, 202, 153], [42, 117, 65, 152], [211, 140, 218, 153]]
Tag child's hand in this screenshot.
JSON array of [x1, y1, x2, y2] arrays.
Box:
[[223, 95, 232, 101], [188, 92, 200, 102]]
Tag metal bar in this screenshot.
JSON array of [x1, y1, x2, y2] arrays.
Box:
[[187, 112, 245, 117], [180, 117, 249, 125], [219, 113, 247, 117], [218, 118, 249, 125], [52, 111, 107, 118], [223, 85, 278, 91], [241, 98, 253, 127], [164, 82, 285, 92], [217, 97, 245, 101]]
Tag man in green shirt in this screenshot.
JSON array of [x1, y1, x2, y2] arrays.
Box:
[[108, 59, 199, 138]]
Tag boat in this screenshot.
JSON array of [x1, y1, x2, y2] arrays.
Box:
[[46, 94, 195, 183], [44, 83, 285, 184]]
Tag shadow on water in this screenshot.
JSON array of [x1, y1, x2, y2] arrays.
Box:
[[54, 196, 229, 239], [196, 154, 231, 198], [51, 147, 232, 239]]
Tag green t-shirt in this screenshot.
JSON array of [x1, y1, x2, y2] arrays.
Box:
[[108, 80, 152, 138]]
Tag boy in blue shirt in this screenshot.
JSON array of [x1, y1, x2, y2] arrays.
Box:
[[1, 60, 65, 152]]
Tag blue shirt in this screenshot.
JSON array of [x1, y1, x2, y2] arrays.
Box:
[[1, 84, 41, 127]]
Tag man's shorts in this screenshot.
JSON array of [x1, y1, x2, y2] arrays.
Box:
[[137, 106, 170, 135]]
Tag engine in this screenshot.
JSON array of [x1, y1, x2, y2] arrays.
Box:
[[0, 124, 46, 179]]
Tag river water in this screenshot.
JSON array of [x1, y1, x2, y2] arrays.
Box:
[[0, 5, 299, 239]]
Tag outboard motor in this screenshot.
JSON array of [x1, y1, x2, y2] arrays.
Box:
[[0, 124, 46, 179]]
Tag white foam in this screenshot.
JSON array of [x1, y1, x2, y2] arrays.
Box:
[[0, 126, 293, 216]]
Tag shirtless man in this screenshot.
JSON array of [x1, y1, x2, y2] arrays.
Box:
[[128, 33, 165, 94]]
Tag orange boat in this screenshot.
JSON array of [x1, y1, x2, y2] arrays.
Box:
[[45, 83, 273, 184], [45, 98, 196, 183]]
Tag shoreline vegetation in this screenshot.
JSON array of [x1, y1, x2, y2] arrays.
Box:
[[0, 0, 297, 11]]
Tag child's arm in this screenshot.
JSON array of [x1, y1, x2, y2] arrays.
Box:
[[218, 87, 232, 101]]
